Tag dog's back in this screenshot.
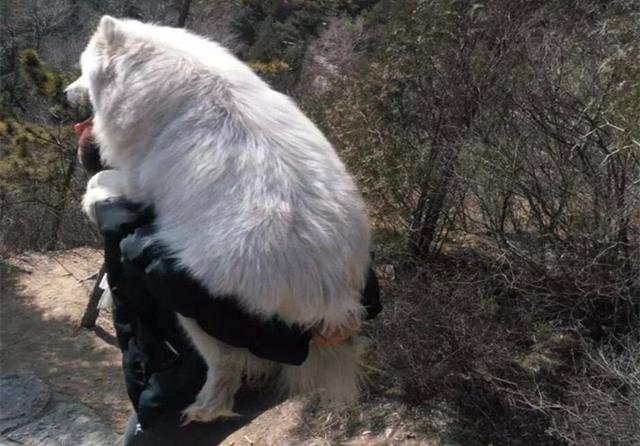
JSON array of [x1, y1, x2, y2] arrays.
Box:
[[79, 17, 372, 417]]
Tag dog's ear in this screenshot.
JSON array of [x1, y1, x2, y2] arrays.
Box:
[[97, 16, 123, 46]]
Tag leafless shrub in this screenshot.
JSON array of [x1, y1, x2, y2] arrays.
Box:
[[301, 1, 640, 444], [546, 335, 640, 446], [299, 17, 366, 95]]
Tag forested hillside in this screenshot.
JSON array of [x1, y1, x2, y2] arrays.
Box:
[[1, 1, 639, 444]]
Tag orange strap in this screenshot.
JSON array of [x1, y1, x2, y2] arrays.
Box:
[[312, 328, 353, 346]]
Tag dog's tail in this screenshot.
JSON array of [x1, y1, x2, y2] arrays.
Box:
[[279, 336, 366, 402]]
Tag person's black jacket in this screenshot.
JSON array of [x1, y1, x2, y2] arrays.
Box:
[[94, 198, 381, 429]]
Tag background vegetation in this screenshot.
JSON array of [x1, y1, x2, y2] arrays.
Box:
[[1, 1, 638, 444]]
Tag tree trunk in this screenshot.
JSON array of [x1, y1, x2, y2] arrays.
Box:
[[176, 0, 192, 28], [407, 144, 458, 260], [47, 149, 76, 250]]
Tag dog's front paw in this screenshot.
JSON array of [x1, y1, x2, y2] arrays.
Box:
[[180, 403, 239, 425], [180, 374, 240, 425], [82, 170, 128, 223]]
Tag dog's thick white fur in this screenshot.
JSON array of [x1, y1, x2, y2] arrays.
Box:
[[70, 16, 371, 423]]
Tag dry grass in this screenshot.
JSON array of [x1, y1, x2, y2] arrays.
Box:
[[346, 234, 640, 446]]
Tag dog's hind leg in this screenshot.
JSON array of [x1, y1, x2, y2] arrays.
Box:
[[280, 336, 365, 402], [177, 315, 244, 424]]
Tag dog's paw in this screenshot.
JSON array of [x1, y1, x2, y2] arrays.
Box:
[[180, 404, 239, 425], [180, 366, 242, 425]]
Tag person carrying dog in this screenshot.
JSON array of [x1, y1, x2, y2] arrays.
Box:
[[75, 122, 381, 445]]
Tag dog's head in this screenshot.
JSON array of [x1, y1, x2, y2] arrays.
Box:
[[65, 16, 125, 108], [65, 15, 258, 170], [65, 16, 159, 168]]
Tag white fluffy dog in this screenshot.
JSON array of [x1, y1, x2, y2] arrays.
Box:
[[68, 16, 371, 423]]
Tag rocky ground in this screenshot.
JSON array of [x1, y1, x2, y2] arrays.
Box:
[[0, 372, 119, 445]]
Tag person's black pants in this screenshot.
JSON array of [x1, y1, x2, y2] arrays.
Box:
[[119, 411, 250, 446], [119, 387, 280, 446]]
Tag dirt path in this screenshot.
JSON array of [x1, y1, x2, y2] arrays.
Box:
[[1, 248, 443, 445], [0, 248, 130, 433]]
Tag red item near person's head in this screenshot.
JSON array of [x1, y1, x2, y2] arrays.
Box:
[[73, 117, 93, 134], [78, 124, 94, 148], [73, 117, 103, 175]]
